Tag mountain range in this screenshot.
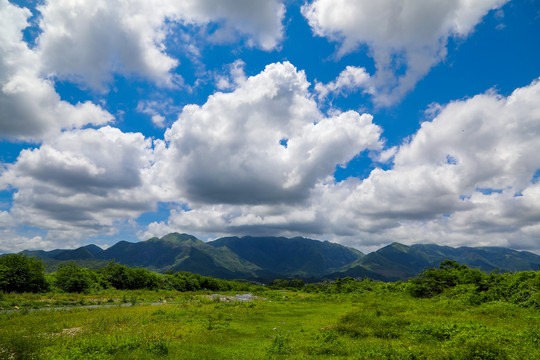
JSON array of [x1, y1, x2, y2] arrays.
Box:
[[17, 233, 540, 282]]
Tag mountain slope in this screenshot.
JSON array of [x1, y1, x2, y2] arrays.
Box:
[[20, 249, 66, 259], [54, 247, 95, 260], [11, 234, 540, 282], [20, 244, 104, 261], [94, 233, 264, 278], [333, 242, 540, 281], [209, 236, 364, 277]]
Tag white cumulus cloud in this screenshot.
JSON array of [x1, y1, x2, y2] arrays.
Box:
[[302, 0, 509, 105], [0, 126, 159, 241], [1, 61, 383, 248], [0, 0, 113, 140], [333, 77, 540, 250], [36, 0, 285, 90], [314, 66, 372, 101], [146, 78, 540, 252], [157, 61, 382, 205]]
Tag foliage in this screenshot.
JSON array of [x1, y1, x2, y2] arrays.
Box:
[[99, 261, 159, 290], [266, 333, 292, 356], [0, 254, 49, 293], [407, 259, 540, 307], [164, 271, 261, 292], [54, 262, 94, 293], [303, 277, 391, 294], [268, 279, 305, 289], [407, 260, 484, 298]]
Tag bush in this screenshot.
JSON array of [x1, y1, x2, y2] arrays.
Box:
[[459, 334, 509, 360], [55, 262, 94, 293], [100, 261, 160, 290], [407, 260, 540, 308], [269, 279, 305, 289], [0, 254, 49, 293], [266, 334, 292, 356], [408, 260, 485, 298]]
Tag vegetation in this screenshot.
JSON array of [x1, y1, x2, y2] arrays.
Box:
[[269, 279, 305, 289], [0, 254, 49, 293], [1, 255, 265, 296], [55, 262, 95, 293], [0, 256, 539, 359], [407, 260, 540, 307]]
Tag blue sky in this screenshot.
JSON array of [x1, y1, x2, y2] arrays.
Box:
[[1, 0, 539, 254]]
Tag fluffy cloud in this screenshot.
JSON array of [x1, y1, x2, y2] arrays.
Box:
[[314, 66, 372, 101], [0, 126, 158, 240], [2, 60, 382, 248], [394, 80, 540, 193], [0, 0, 113, 140], [147, 78, 540, 252], [137, 101, 167, 128], [215, 59, 247, 91], [158, 62, 382, 205], [330, 78, 540, 250], [302, 0, 509, 105], [0, 231, 58, 254], [37, 0, 285, 90], [334, 78, 540, 249]]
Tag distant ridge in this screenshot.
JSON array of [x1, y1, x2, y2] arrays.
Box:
[[11, 234, 540, 282], [210, 236, 363, 277], [331, 242, 540, 281]]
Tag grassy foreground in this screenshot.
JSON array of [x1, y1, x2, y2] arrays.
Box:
[[1, 289, 539, 359]]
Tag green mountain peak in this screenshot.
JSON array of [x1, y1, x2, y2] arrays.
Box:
[[149, 233, 204, 245]]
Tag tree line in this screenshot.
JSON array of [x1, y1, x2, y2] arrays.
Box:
[[0, 254, 262, 294], [1, 254, 539, 308]]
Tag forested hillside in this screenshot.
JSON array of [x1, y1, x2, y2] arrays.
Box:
[[10, 233, 540, 282]]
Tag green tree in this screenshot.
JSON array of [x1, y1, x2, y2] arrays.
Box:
[[127, 267, 160, 290], [55, 262, 93, 293], [269, 279, 305, 290], [0, 254, 49, 293], [100, 261, 160, 290], [100, 261, 130, 289], [408, 260, 486, 298]]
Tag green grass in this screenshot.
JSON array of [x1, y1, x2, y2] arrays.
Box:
[[1, 290, 538, 359]]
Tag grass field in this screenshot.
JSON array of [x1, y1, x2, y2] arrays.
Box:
[[1, 289, 539, 359]]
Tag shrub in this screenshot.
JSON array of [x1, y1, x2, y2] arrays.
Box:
[[0, 254, 49, 293], [266, 334, 292, 356], [269, 279, 305, 289], [459, 335, 509, 360], [55, 262, 94, 293], [100, 261, 160, 290], [408, 260, 486, 298]]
